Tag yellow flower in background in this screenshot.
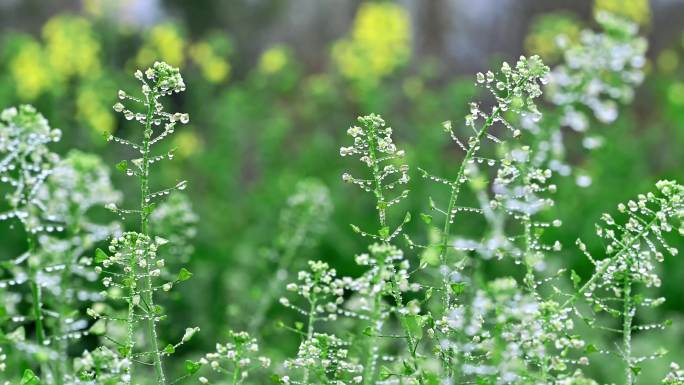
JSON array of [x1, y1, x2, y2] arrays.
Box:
[[190, 42, 230, 83], [594, 0, 651, 25], [43, 15, 101, 82], [172, 130, 202, 159], [525, 13, 582, 62], [332, 2, 411, 84], [258, 45, 289, 74], [136, 23, 185, 67], [76, 81, 115, 137], [657, 50, 679, 73], [9, 38, 51, 100]]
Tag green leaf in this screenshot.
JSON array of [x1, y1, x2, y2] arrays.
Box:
[[425, 287, 434, 301], [362, 326, 373, 337], [115, 160, 128, 173], [630, 365, 641, 376], [404, 315, 424, 340], [450, 282, 466, 295], [294, 322, 304, 330], [379, 366, 393, 380], [94, 248, 108, 263], [164, 344, 175, 355], [570, 270, 581, 288], [585, 344, 598, 354], [379, 227, 390, 238], [419, 213, 432, 224], [177, 268, 193, 282], [185, 360, 202, 374], [403, 211, 411, 223], [118, 346, 130, 357], [20, 370, 42, 385], [350, 224, 361, 233]]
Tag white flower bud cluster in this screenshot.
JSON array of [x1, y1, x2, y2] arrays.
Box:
[[283, 333, 363, 383], [0, 105, 63, 233], [73, 346, 130, 383], [663, 362, 684, 385], [340, 114, 409, 203], [198, 330, 271, 383], [281, 260, 345, 321], [110, 61, 189, 147], [546, 13, 647, 130]]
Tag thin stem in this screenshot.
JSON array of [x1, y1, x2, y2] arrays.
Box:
[[302, 294, 317, 384], [366, 121, 387, 231], [622, 274, 634, 385], [27, 237, 45, 346], [439, 107, 500, 308], [140, 91, 166, 385]]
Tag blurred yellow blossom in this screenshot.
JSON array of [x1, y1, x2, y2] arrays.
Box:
[[594, 0, 650, 25], [172, 130, 202, 158], [259, 45, 289, 74], [9, 38, 51, 100], [136, 23, 186, 67], [332, 2, 411, 84], [190, 42, 230, 83], [42, 15, 101, 82], [525, 13, 581, 62], [76, 78, 116, 137], [657, 50, 679, 73]]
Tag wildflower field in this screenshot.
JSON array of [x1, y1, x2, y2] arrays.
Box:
[[1, 1, 684, 384]]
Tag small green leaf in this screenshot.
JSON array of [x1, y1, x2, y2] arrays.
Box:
[[362, 327, 373, 337], [630, 365, 641, 376], [403, 211, 411, 223], [350, 224, 361, 233], [177, 268, 193, 282], [164, 344, 175, 355], [115, 160, 128, 173], [275, 320, 285, 328], [294, 322, 304, 330], [404, 315, 424, 340], [570, 270, 581, 288], [379, 227, 390, 238], [185, 360, 202, 374], [118, 346, 131, 357], [20, 369, 42, 385], [450, 283, 466, 295], [425, 287, 434, 301], [379, 366, 393, 380], [420, 213, 432, 224], [95, 248, 108, 263], [585, 344, 598, 354]]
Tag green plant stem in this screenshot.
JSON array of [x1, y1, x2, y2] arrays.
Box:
[[439, 107, 500, 308], [622, 274, 634, 385], [366, 120, 387, 231], [302, 295, 317, 384], [27, 237, 45, 346], [140, 91, 166, 385]]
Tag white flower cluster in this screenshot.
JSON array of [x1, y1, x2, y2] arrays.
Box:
[[283, 333, 363, 385], [0, 105, 62, 233], [340, 114, 409, 226], [197, 330, 271, 384], [280, 260, 345, 321], [546, 12, 647, 130], [108, 61, 189, 152], [73, 346, 131, 384], [663, 362, 684, 385]]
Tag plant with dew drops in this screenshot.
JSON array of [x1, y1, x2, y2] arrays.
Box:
[[663, 362, 684, 385], [561, 181, 683, 385], [0, 105, 65, 380], [250, 179, 332, 332], [340, 115, 428, 384], [274, 260, 360, 385], [91, 61, 196, 385]]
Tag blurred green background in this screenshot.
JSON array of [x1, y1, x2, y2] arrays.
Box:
[[1, 0, 683, 383]]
